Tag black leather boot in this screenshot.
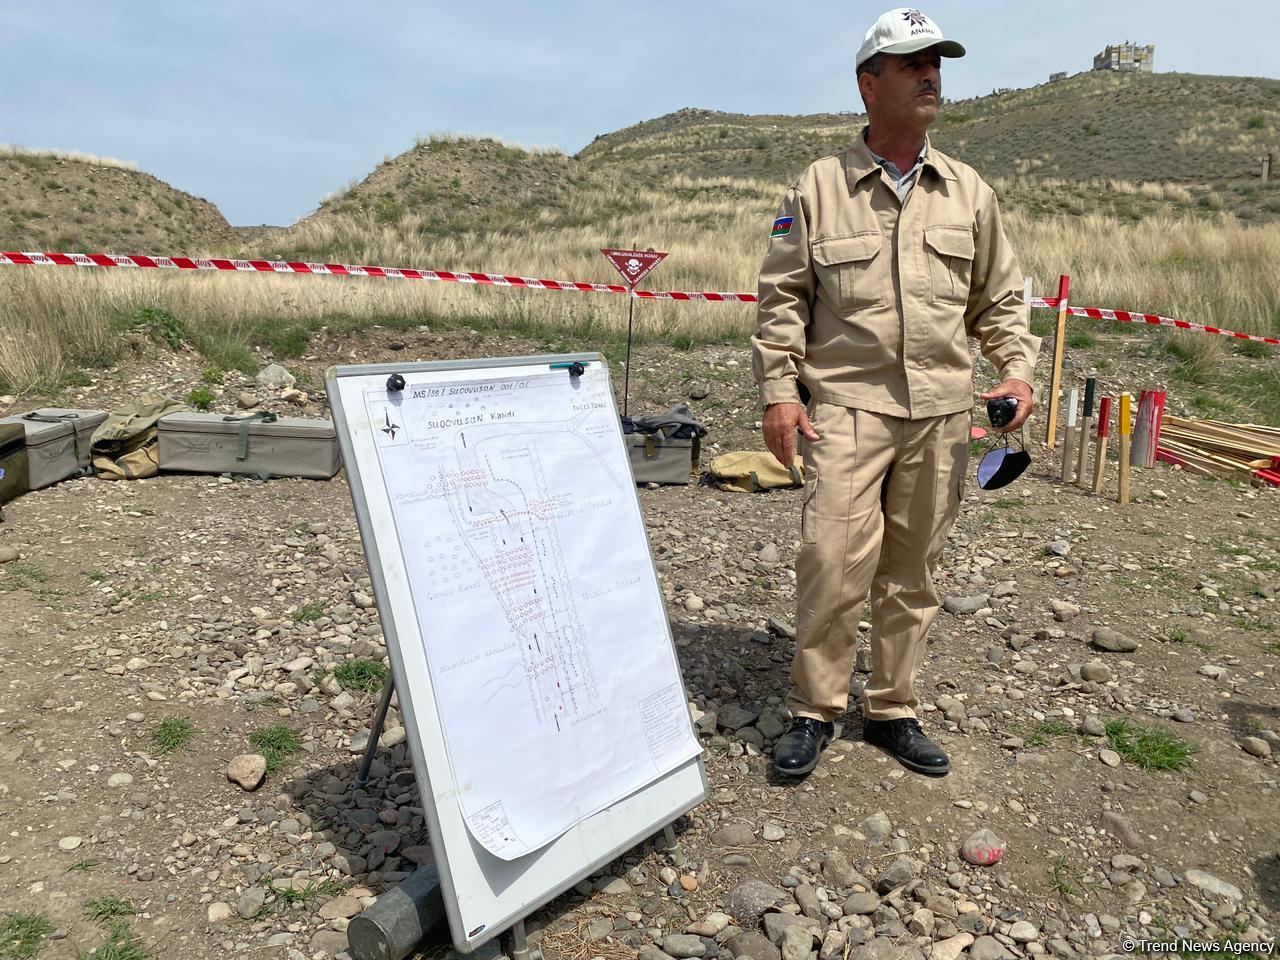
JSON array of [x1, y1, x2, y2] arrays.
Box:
[[772, 717, 835, 777], [862, 718, 950, 776]]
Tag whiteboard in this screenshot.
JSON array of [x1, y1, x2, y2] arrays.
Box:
[[325, 354, 707, 953]]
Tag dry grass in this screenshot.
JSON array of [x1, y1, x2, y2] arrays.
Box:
[[2, 178, 1278, 397], [0, 144, 139, 170]]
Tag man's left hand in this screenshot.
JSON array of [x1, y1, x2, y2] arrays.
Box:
[[979, 379, 1033, 432]]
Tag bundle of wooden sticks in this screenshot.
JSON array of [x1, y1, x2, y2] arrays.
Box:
[[1157, 417, 1280, 486]]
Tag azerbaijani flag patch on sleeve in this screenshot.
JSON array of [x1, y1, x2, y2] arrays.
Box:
[[770, 216, 793, 238]]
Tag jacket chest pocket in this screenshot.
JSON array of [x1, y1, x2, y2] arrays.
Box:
[[812, 233, 885, 311], [924, 224, 975, 306]]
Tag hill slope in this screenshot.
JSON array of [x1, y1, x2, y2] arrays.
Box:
[[580, 72, 1280, 220], [0, 149, 234, 253], [278, 135, 597, 258]]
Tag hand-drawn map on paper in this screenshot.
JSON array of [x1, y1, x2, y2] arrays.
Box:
[[363, 367, 699, 859]]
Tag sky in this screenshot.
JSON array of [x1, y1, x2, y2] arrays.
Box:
[[2, 1, 1275, 227]]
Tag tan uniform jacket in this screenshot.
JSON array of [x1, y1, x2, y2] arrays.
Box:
[[752, 131, 1040, 419]]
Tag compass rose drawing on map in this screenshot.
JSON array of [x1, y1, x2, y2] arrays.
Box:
[[381, 410, 400, 440]]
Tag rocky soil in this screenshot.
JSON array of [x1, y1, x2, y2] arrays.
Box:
[[0, 326, 1277, 960]]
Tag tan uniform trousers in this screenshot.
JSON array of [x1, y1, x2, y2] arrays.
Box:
[[790, 402, 969, 723]]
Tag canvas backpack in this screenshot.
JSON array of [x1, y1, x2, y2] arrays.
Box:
[[708, 450, 804, 493], [91, 392, 192, 481]]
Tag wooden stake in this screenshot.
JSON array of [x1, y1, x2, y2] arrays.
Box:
[[1045, 275, 1071, 450], [1060, 387, 1079, 483], [1118, 392, 1132, 505], [1076, 376, 1096, 487], [1021, 277, 1035, 449], [1092, 396, 1112, 494]]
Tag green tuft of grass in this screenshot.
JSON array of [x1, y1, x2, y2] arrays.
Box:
[[184, 386, 214, 411], [0, 911, 54, 960], [334, 659, 388, 694], [249, 725, 301, 773], [1067, 332, 1096, 349], [1048, 854, 1079, 900], [1104, 717, 1196, 771], [77, 919, 149, 960], [200, 366, 225, 385], [84, 897, 134, 924], [292, 603, 326, 624], [1, 563, 49, 592], [671, 334, 697, 352], [150, 717, 195, 755], [67, 858, 100, 873], [1264, 640, 1280, 656], [189, 330, 256, 375], [1025, 719, 1077, 749], [258, 323, 310, 359], [129, 307, 184, 350], [267, 878, 348, 909]]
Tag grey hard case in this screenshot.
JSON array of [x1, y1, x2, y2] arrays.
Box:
[[157, 412, 341, 479], [0, 408, 107, 489]]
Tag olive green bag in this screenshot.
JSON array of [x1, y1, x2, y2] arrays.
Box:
[[622, 404, 707, 486], [91, 393, 193, 481]]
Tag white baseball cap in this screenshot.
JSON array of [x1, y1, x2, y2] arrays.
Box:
[[856, 8, 966, 69]]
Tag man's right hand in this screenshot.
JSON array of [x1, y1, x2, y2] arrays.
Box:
[[762, 403, 820, 468]]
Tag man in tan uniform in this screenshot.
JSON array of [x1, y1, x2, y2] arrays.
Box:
[[753, 7, 1040, 777]]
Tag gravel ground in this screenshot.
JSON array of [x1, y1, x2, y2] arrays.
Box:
[[0, 326, 1276, 960]]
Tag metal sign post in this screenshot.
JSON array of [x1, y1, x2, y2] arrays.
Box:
[[600, 248, 668, 417]]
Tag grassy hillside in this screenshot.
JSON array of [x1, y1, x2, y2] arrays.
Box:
[[280, 135, 596, 259], [0, 148, 234, 253], [580, 72, 1280, 221]]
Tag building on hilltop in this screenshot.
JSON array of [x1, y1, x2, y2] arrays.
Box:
[[1049, 71, 1068, 82], [1092, 42, 1155, 73]]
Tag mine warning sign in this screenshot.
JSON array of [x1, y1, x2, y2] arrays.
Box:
[[601, 248, 668, 288]]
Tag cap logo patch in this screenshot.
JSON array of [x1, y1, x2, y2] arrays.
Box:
[[771, 216, 794, 238], [902, 8, 936, 35]]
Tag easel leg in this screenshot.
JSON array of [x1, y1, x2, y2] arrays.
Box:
[[355, 675, 396, 790], [662, 824, 678, 851], [659, 822, 686, 867], [510, 919, 543, 960]]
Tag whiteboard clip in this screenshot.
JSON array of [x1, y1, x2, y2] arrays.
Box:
[[549, 360, 586, 378]]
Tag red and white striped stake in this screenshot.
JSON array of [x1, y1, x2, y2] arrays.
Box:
[[1132, 390, 1167, 469]]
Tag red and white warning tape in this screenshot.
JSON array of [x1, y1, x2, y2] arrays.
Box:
[[0, 250, 635, 295], [0, 250, 757, 304], [2, 251, 1276, 348], [1033, 296, 1280, 347]]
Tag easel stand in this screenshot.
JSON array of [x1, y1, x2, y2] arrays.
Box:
[[350, 678, 684, 960], [355, 675, 398, 789]]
